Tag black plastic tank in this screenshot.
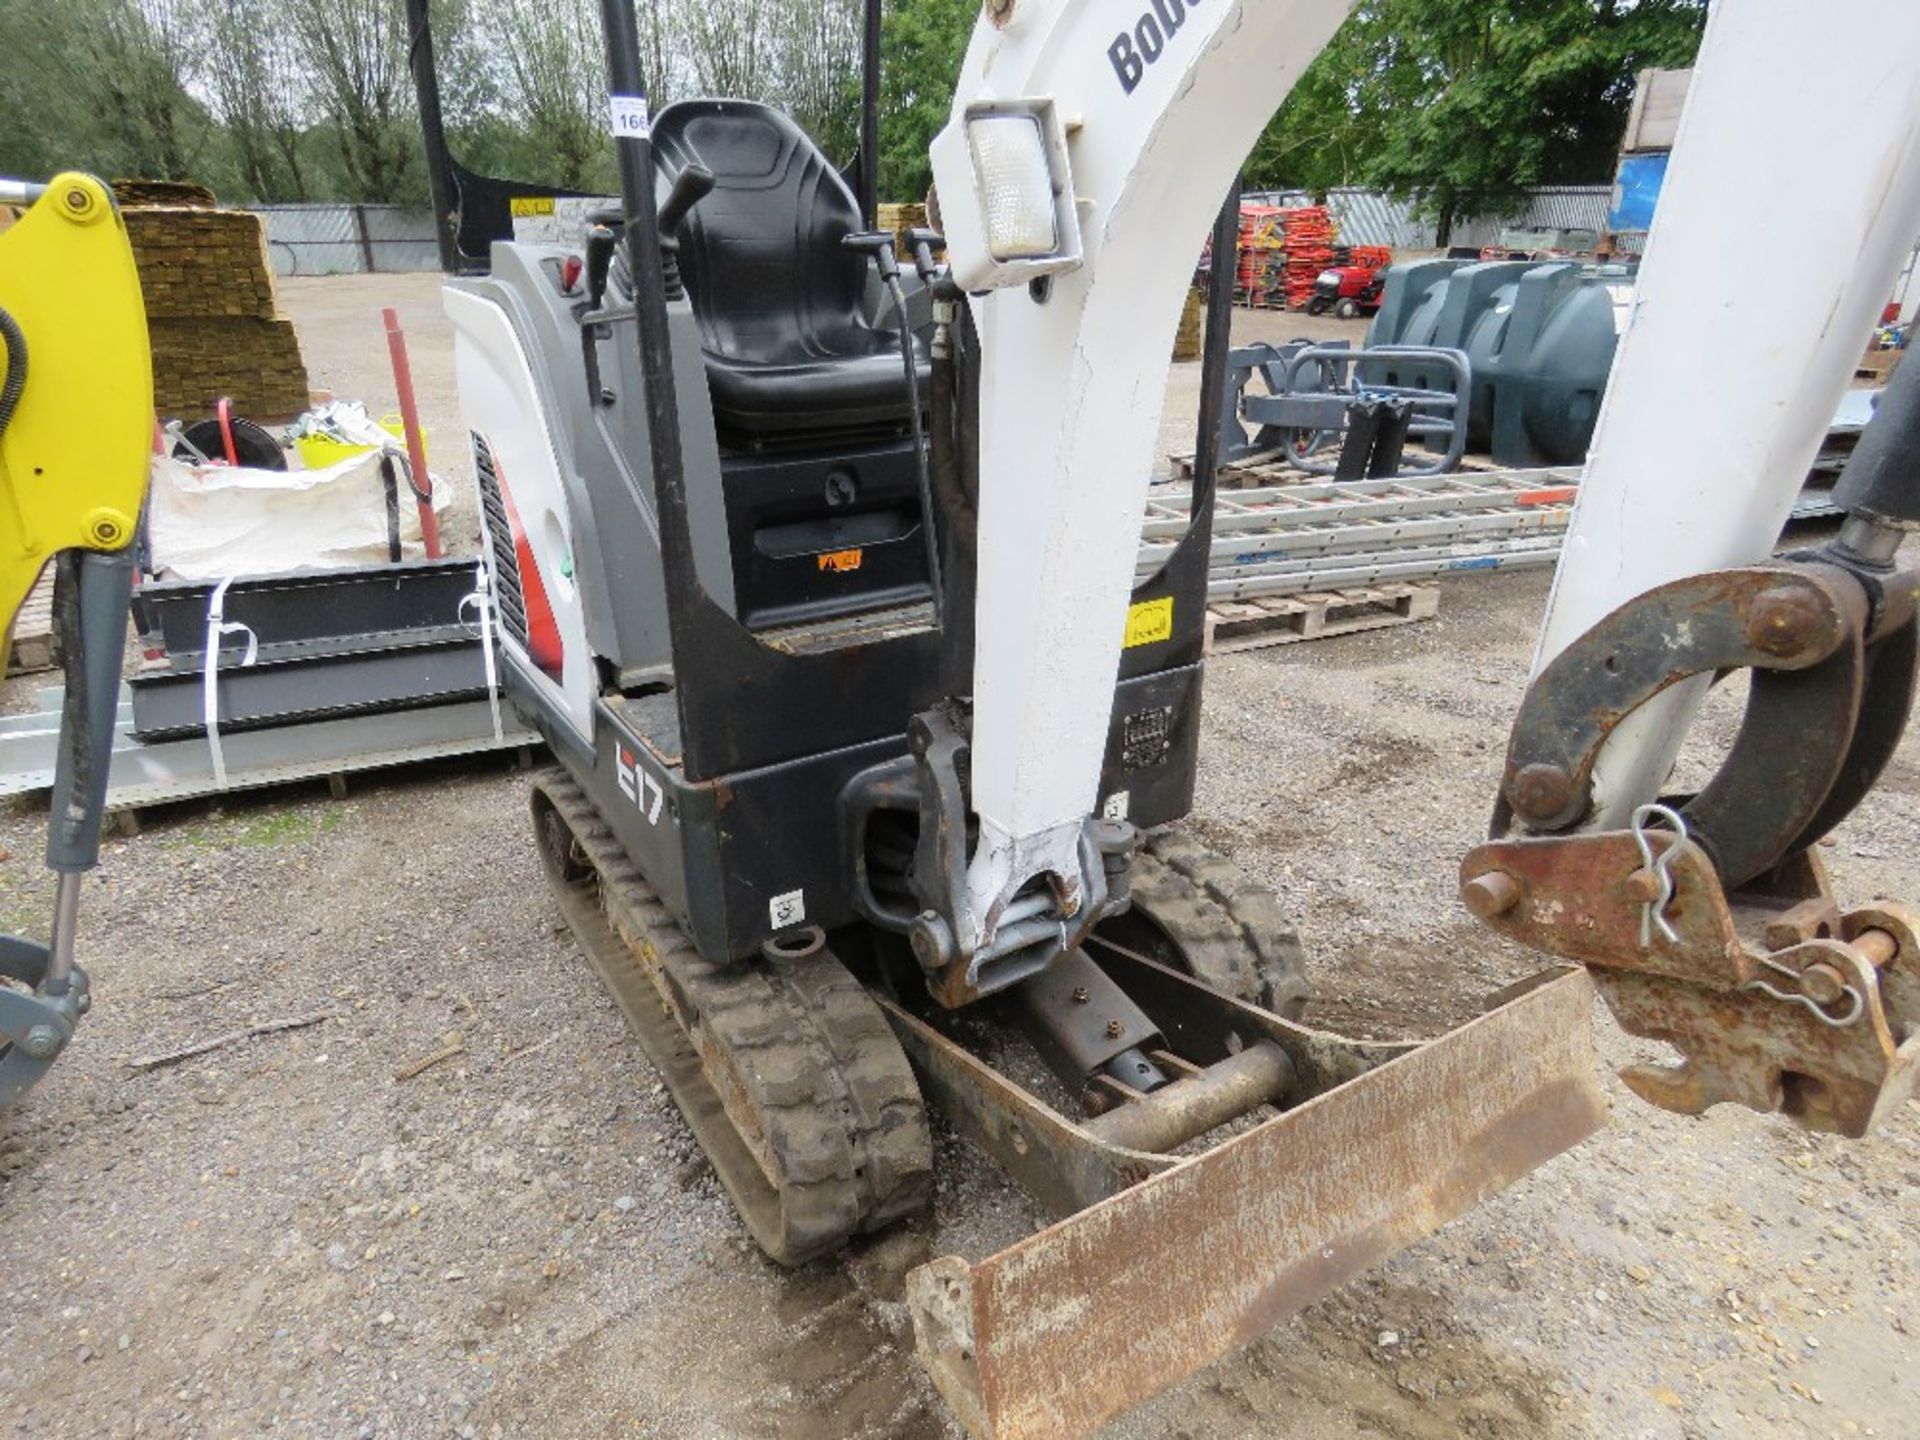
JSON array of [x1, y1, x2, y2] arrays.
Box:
[[1366, 259, 1622, 467]]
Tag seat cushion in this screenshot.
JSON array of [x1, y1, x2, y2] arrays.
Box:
[[701, 329, 927, 434], [652, 100, 928, 436]]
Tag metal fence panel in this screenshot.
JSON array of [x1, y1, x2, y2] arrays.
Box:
[[258, 204, 360, 276], [356, 205, 442, 272], [1325, 189, 1430, 247], [258, 185, 1622, 277], [255, 205, 442, 276], [1518, 186, 1614, 233]]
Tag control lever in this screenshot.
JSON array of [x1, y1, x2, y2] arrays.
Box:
[[906, 227, 946, 284], [655, 164, 715, 302], [657, 162, 715, 234], [585, 224, 618, 309], [583, 165, 714, 310], [842, 230, 903, 284]]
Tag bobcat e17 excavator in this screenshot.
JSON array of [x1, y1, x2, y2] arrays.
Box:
[[1, 0, 1915, 1434]]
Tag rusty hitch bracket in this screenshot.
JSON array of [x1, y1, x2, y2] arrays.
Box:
[[1499, 562, 1873, 887], [1475, 539, 1920, 1138], [889, 960, 1604, 1440], [1464, 830, 1920, 1137]]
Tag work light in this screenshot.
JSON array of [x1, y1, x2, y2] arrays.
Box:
[[969, 112, 1059, 261], [931, 98, 1083, 290]]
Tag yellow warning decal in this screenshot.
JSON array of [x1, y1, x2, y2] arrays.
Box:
[[1124, 596, 1173, 648], [817, 548, 864, 573], [509, 195, 557, 217]]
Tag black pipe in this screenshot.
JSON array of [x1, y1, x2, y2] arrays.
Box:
[[1190, 178, 1243, 556], [598, 0, 705, 684], [927, 286, 969, 545], [940, 296, 982, 697], [404, 0, 460, 275], [860, 0, 883, 227], [886, 275, 942, 625], [1833, 333, 1920, 538]]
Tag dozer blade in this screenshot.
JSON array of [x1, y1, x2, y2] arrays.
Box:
[[904, 967, 1604, 1440]]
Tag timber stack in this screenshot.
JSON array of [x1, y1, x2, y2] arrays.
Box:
[[1173, 285, 1203, 360], [876, 201, 931, 259], [113, 181, 311, 422]]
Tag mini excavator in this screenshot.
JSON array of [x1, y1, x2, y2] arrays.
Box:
[[0, 1, 1913, 1436], [421, 0, 1919, 1427]]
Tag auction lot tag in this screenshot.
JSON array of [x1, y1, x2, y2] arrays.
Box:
[[610, 94, 651, 139]]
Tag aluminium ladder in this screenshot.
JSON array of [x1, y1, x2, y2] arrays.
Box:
[[1139, 465, 1582, 600]]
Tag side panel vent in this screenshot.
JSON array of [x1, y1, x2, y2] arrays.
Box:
[[471, 432, 530, 650]]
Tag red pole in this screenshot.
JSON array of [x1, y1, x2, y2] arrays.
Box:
[[215, 397, 240, 466], [382, 306, 443, 559]]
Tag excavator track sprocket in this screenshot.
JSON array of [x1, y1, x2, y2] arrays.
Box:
[[530, 768, 932, 1266], [1099, 828, 1312, 1018]]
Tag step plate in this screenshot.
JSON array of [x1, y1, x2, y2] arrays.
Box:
[[906, 967, 1604, 1440]]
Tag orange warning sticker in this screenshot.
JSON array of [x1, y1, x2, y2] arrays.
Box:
[[818, 549, 864, 573]]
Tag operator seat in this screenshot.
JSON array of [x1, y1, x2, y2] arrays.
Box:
[[650, 99, 928, 438]]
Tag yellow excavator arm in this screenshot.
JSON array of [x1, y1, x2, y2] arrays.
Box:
[[0, 172, 152, 1104], [0, 172, 150, 632]]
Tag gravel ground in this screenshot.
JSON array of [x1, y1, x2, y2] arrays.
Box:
[[0, 273, 1914, 1440]]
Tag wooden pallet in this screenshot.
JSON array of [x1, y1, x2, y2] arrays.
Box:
[[5, 567, 56, 675], [1856, 346, 1903, 382], [1165, 450, 1294, 486], [1204, 581, 1439, 654], [1167, 446, 1517, 486]]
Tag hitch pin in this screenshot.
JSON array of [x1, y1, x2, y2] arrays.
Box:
[[1630, 803, 1688, 949]]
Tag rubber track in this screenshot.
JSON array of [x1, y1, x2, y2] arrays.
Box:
[[1117, 829, 1312, 1019], [532, 769, 932, 1265]]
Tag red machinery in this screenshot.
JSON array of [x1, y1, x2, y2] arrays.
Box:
[[1306, 245, 1393, 317]]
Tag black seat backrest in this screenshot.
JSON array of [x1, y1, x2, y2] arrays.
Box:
[[651, 100, 872, 367]]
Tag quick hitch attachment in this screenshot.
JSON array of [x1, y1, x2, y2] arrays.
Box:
[[1461, 477, 1919, 1135], [841, 704, 1138, 1008]]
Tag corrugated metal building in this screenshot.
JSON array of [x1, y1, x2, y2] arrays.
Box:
[[1243, 185, 1615, 250]]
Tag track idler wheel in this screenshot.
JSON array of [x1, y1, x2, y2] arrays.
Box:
[[532, 788, 593, 886], [1098, 828, 1312, 1018]]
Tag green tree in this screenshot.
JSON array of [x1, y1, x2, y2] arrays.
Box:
[[199, 0, 311, 201], [873, 0, 971, 203], [0, 0, 226, 186], [290, 0, 421, 203], [1253, 0, 1707, 238], [479, 0, 616, 192], [0, 0, 80, 180]]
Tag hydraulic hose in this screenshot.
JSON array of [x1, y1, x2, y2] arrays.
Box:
[[1833, 329, 1920, 566], [0, 305, 27, 441], [884, 274, 945, 626], [926, 282, 974, 551]]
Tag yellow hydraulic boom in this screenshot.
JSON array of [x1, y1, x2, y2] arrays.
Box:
[[0, 172, 152, 1101]]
